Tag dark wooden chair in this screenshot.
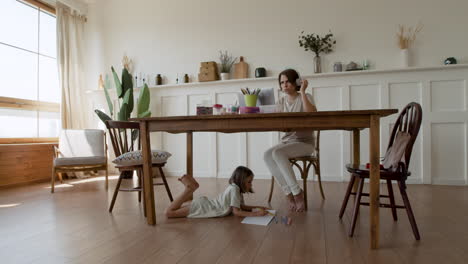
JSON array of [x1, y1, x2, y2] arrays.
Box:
[[339, 102, 422, 240], [105, 120, 173, 214], [268, 131, 325, 210]]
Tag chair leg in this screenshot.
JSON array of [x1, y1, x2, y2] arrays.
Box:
[[268, 177, 275, 203], [339, 174, 356, 219], [137, 170, 142, 203], [314, 161, 325, 200], [140, 168, 146, 217], [349, 176, 365, 237], [302, 161, 310, 210], [105, 167, 109, 190], [109, 172, 124, 213], [159, 167, 173, 202], [58, 173, 63, 183], [386, 179, 398, 221], [51, 167, 56, 193], [397, 180, 421, 240]]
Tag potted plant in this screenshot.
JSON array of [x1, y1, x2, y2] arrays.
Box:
[[94, 56, 151, 129], [298, 31, 336, 73], [218, 50, 236, 80], [396, 23, 423, 67]]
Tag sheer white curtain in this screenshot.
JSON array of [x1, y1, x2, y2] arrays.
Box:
[[56, 1, 86, 129]]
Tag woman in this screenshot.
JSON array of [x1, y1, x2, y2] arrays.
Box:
[[263, 69, 317, 212]]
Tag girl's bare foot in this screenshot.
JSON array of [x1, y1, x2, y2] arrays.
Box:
[[178, 174, 199, 190], [286, 193, 297, 212], [294, 190, 305, 212]]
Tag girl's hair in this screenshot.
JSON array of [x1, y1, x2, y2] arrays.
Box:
[[229, 166, 254, 194], [278, 69, 300, 91]]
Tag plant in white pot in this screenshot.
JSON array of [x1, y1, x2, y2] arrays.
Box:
[[396, 23, 423, 67], [219, 50, 236, 80]]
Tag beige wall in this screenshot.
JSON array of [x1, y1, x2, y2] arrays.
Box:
[[82, 0, 468, 121]]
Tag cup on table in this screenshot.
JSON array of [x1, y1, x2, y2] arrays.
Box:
[[244, 95, 258, 107]]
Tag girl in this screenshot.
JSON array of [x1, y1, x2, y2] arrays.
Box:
[[165, 166, 269, 218], [263, 69, 317, 212]]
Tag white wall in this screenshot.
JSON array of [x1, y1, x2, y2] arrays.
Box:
[[83, 0, 468, 96]]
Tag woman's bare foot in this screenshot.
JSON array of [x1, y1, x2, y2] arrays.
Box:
[[294, 190, 305, 212], [286, 193, 297, 212], [178, 174, 199, 190]]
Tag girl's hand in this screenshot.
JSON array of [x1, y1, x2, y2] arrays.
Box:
[[300, 79, 308, 94], [253, 209, 268, 216]]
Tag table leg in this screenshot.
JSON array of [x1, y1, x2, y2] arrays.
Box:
[[369, 115, 380, 249], [141, 121, 156, 225], [352, 129, 361, 192], [187, 132, 193, 177]]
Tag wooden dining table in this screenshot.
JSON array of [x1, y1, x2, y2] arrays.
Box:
[[132, 109, 397, 249]]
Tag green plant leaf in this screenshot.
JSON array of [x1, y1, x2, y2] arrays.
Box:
[[137, 83, 150, 117], [131, 129, 139, 142], [94, 109, 112, 125], [138, 109, 151, 118], [103, 74, 113, 116], [122, 85, 134, 115], [111, 66, 123, 98], [121, 68, 133, 98], [118, 103, 130, 121]]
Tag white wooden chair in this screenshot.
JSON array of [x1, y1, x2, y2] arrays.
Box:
[[51, 129, 108, 193]]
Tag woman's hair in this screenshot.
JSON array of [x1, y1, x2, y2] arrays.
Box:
[[278, 69, 300, 91], [229, 166, 254, 194]]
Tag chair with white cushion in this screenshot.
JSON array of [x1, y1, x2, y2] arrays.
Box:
[[105, 120, 173, 214], [51, 129, 108, 193]]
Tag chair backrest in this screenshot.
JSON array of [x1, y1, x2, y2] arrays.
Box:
[[59, 129, 105, 157], [386, 102, 422, 169], [105, 120, 140, 157]]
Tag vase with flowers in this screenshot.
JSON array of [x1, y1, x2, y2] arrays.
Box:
[[219, 50, 237, 80], [299, 31, 336, 73], [396, 23, 423, 67]]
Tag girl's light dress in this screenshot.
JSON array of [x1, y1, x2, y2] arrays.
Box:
[[187, 183, 243, 218]]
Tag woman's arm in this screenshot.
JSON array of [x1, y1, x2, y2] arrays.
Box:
[[299, 80, 317, 112], [232, 207, 267, 217]]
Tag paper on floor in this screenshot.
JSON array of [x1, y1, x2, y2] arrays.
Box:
[[241, 210, 276, 226]]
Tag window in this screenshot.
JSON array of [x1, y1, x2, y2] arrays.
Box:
[[0, 0, 60, 143]]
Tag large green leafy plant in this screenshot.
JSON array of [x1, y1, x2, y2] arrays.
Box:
[[298, 31, 336, 57], [95, 66, 151, 125]]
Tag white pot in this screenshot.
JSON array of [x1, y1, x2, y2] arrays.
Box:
[[400, 49, 410, 67], [220, 73, 230, 80]]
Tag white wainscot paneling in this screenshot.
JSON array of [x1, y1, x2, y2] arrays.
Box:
[[161, 96, 186, 176], [431, 123, 466, 185], [313, 86, 343, 111], [389, 82, 422, 110], [189, 94, 214, 177], [217, 92, 243, 178], [350, 84, 380, 164], [431, 80, 466, 112], [247, 132, 276, 179], [320, 131, 344, 181]]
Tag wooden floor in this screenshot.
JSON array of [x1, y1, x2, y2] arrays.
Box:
[[1, 176, 468, 264]]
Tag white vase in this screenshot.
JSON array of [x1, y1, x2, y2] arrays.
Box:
[[400, 49, 410, 67], [220, 73, 230, 80]]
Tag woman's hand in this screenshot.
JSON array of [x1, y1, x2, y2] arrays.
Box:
[[300, 79, 309, 94]]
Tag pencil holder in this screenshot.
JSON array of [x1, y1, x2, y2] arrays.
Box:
[[244, 95, 258, 107]]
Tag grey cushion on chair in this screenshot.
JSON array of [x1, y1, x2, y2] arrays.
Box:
[[54, 156, 107, 166], [112, 150, 172, 166]]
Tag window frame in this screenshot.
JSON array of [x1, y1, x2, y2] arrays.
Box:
[[0, 0, 59, 144]]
